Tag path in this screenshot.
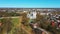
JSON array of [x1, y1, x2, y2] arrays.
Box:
[[37, 27, 49, 34], [0, 16, 19, 19], [21, 24, 34, 34]]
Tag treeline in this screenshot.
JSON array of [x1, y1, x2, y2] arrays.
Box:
[[0, 18, 14, 34], [0, 11, 20, 17]]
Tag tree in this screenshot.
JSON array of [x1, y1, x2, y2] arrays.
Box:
[[1, 18, 14, 34]]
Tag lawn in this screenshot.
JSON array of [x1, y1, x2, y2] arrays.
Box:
[[11, 18, 20, 26], [9, 17, 22, 34]]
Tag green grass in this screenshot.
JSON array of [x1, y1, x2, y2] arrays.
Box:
[[9, 18, 20, 34], [11, 18, 19, 26], [0, 17, 21, 34]]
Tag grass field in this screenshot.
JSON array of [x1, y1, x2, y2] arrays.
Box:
[[8, 17, 22, 34], [0, 16, 33, 34], [11, 18, 20, 26]]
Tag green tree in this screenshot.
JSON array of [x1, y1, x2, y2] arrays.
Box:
[[1, 18, 14, 34]]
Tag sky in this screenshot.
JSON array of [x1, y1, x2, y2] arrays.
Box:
[[0, 0, 60, 8]]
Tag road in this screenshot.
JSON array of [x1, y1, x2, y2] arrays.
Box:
[[37, 27, 48, 34], [0, 16, 20, 19]]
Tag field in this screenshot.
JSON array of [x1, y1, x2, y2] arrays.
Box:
[[9, 17, 23, 34], [0, 17, 23, 34]]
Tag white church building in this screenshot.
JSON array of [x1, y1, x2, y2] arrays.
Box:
[[27, 11, 37, 19]]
